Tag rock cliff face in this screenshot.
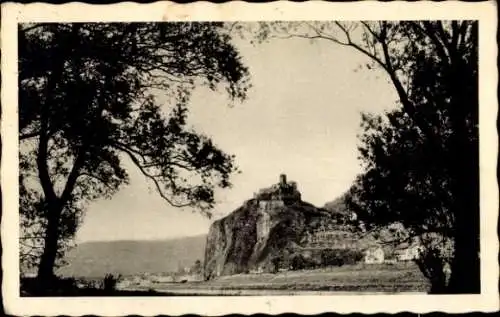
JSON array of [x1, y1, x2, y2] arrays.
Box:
[[203, 175, 337, 280], [204, 199, 330, 279]]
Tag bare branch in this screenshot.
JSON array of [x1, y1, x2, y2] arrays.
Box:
[[112, 143, 192, 208]]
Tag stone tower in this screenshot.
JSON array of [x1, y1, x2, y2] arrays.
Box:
[[279, 174, 287, 187]]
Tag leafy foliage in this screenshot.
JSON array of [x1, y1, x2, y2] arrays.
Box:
[[103, 273, 122, 292], [190, 259, 203, 275], [347, 110, 456, 237], [320, 248, 364, 267], [252, 20, 478, 293], [19, 22, 250, 278], [342, 22, 478, 293]]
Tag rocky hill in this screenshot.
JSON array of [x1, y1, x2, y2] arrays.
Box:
[[203, 175, 358, 280]]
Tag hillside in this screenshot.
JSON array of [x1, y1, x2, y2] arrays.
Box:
[[204, 175, 358, 279], [323, 192, 353, 216], [323, 192, 416, 257], [50, 183, 405, 280], [56, 235, 206, 278]]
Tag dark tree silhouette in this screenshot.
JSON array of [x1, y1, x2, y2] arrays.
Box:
[[253, 20, 478, 293], [347, 109, 459, 292], [19, 22, 250, 283]]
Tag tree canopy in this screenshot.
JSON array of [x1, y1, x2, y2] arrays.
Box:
[[19, 22, 250, 279], [252, 20, 479, 293], [341, 21, 478, 293]]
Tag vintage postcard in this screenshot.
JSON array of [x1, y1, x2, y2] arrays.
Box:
[[1, 1, 498, 315]]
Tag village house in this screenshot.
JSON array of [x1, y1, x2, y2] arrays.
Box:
[[395, 244, 423, 261], [364, 247, 385, 264], [249, 267, 264, 274]]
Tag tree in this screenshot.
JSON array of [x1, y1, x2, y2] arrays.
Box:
[[347, 109, 458, 292], [253, 21, 478, 293], [270, 254, 281, 273], [290, 253, 306, 271], [191, 259, 203, 275], [19, 22, 250, 283]]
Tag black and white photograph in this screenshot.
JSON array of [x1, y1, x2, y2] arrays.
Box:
[[2, 1, 498, 315]]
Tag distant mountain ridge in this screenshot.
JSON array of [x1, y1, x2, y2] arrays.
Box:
[[56, 235, 206, 278], [36, 185, 401, 280]]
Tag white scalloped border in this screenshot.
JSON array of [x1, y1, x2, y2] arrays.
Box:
[[2, 1, 498, 315]]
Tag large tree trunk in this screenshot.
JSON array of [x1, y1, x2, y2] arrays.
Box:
[[30, 24, 86, 289], [446, 138, 480, 293], [448, 217, 480, 293], [35, 150, 87, 285], [445, 59, 480, 293], [36, 203, 63, 284]]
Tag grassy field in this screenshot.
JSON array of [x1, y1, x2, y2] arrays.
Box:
[[22, 262, 429, 296], [130, 262, 430, 294]]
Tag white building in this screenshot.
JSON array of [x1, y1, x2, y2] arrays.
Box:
[[396, 245, 423, 261], [364, 247, 385, 264]]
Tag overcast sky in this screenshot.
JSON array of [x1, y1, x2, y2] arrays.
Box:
[[75, 28, 398, 242]]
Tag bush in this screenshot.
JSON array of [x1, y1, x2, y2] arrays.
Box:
[[285, 248, 364, 272], [21, 276, 79, 296], [290, 254, 307, 270], [289, 253, 320, 270], [344, 249, 364, 264], [415, 247, 449, 294], [270, 255, 281, 273], [320, 248, 364, 267], [103, 273, 122, 292]]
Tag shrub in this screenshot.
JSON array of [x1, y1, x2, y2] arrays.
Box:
[[270, 255, 281, 273], [103, 273, 122, 292], [21, 276, 79, 296], [320, 249, 340, 266], [320, 248, 364, 267], [290, 254, 307, 270], [342, 249, 364, 264], [289, 253, 320, 270], [415, 246, 449, 294]]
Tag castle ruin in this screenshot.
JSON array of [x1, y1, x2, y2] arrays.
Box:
[[253, 174, 301, 204]]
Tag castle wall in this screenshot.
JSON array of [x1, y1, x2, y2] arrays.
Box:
[[258, 200, 285, 210]]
